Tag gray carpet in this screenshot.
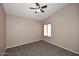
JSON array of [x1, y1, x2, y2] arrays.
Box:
[[4, 40, 79, 56]]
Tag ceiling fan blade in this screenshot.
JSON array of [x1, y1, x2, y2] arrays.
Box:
[[29, 7, 36, 9], [36, 3, 40, 6], [40, 9, 44, 13], [41, 5, 47, 9]]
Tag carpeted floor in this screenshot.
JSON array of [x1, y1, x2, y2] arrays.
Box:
[[4, 40, 79, 56]]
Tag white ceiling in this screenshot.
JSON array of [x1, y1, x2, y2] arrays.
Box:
[[3, 3, 67, 21]]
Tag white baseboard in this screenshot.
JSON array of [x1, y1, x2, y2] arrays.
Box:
[[43, 40, 79, 55], [6, 39, 42, 49]]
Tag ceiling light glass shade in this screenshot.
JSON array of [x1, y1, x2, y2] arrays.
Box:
[[36, 9, 41, 12]]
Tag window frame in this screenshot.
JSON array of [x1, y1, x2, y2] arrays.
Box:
[[43, 24, 51, 37]]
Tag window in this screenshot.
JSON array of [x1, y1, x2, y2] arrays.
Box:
[[44, 24, 51, 37]]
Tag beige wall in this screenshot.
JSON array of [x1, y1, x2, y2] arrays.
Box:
[[43, 4, 79, 54], [0, 4, 6, 54], [6, 15, 42, 48]]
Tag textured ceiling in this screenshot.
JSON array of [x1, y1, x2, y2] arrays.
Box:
[[3, 3, 67, 20]]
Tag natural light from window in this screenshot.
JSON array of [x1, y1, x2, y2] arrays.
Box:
[[44, 24, 51, 37]]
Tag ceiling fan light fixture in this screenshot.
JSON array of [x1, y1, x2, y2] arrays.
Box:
[[29, 3, 47, 13], [36, 9, 41, 12]]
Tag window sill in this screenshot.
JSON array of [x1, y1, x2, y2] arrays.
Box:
[[43, 36, 51, 38]]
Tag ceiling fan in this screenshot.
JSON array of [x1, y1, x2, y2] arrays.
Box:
[[29, 3, 47, 13]]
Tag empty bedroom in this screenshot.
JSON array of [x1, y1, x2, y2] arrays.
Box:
[[0, 3, 79, 56]]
